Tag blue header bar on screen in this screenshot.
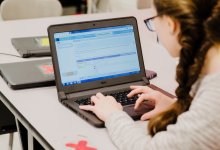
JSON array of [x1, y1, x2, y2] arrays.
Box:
[[55, 25, 133, 41]]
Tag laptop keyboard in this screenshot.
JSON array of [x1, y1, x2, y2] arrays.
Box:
[[75, 90, 138, 106]]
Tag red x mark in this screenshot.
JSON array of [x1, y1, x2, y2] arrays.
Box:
[[66, 140, 97, 150]]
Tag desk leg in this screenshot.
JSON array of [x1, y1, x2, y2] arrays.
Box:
[[8, 133, 14, 150], [16, 119, 28, 150], [16, 119, 45, 150], [28, 132, 34, 150], [28, 132, 45, 150]]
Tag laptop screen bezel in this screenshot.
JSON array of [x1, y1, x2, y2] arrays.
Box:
[[48, 17, 146, 94]]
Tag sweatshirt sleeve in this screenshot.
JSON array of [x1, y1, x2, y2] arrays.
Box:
[[105, 82, 220, 150], [105, 111, 152, 150]]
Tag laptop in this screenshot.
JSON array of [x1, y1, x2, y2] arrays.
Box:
[[0, 59, 55, 90], [48, 17, 155, 127], [11, 36, 51, 58]]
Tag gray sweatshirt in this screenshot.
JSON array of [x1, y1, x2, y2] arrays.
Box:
[[105, 72, 220, 150]]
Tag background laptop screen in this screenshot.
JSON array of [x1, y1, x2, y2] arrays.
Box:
[[54, 25, 141, 87]]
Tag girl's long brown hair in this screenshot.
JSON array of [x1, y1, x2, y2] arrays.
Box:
[[148, 0, 220, 136]]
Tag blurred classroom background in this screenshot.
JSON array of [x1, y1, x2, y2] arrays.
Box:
[[0, 0, 151, 21]]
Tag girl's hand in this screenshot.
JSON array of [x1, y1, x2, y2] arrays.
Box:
[[128, 86, 176, 120], [79, 93, 123, 122]]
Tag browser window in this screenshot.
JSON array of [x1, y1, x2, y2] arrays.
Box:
[[54, 25, 141, 86]]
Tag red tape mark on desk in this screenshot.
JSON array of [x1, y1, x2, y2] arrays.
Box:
[[66, 140, 97, 150]]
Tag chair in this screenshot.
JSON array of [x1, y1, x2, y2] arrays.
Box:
[[87, 0, 99, 14], [0, 0, 63, 20], [88, 0, 151, 14]]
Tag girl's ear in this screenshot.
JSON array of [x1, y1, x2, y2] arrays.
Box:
[[165, 16, 180, 35]]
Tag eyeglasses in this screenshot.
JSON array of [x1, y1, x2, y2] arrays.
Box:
[[144, 15, 160, 32]]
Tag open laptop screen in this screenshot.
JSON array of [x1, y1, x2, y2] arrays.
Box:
[[54, 25, 141, 87]]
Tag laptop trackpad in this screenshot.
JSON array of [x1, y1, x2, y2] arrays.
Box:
[[124, 102, 154, 120]]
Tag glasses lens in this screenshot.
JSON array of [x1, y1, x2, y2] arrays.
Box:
[[147, 19, 155, 31]]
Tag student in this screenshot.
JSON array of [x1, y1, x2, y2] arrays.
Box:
[[80, 0, 220, 149]]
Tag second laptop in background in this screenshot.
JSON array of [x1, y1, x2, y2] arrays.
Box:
[[0, 59, 54, 89], [11, 36, 51, 58]]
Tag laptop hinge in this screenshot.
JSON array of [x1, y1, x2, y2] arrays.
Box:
[[58, 92, 67, 102], [142, 77, 150, 85]]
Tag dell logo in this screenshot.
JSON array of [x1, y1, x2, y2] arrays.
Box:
[[101, 81, 107, 84]]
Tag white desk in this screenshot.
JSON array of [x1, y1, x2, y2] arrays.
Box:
[[0, 10, 177, 149]]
